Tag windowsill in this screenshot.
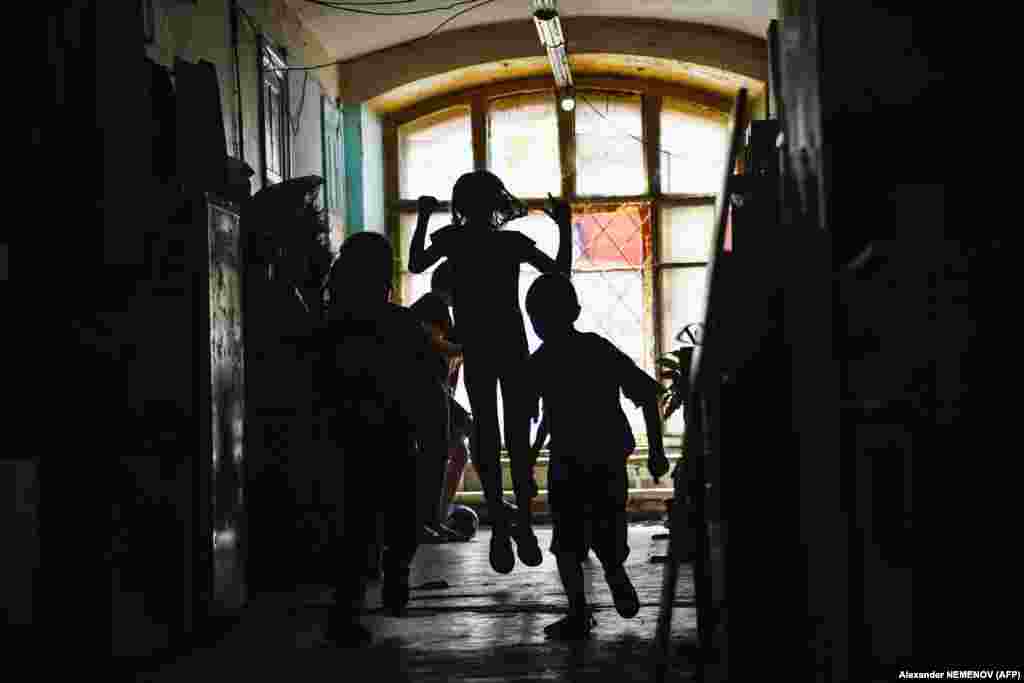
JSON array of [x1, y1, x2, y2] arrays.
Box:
[[497, 445, 684, 464], [455, 450, 682, 501], [454, 488, 674, 502]]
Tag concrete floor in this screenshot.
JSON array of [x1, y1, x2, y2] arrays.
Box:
[[137, 524, 698, 682]]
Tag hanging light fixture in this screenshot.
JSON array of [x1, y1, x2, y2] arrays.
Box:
[[559, 86, 576, 111], [531, 0, 573, 90], [531, 0, 558, 21]]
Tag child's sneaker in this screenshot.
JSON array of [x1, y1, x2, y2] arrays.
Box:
[[543, 614, 595, 640], [324, 621, 372, 647], [513, 526, 544, 567], [382, 575, 410, 616], [489, 530, 515, 574], [433, 521, 471, 543], [606, 567, 640, 618], [382, 551, 411, 616]]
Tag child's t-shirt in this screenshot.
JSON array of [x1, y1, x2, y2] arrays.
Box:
[[427, 225, 536, 345], [318, 302, 448, 449], [525, 331, 661, 463]]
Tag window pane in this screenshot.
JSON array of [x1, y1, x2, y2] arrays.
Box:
[[660, 97, 729, 195], [658, 204, 716, 264], [659, 266, 707, 362], [398, 212, 453, 303], [487, 93, 560, 198], [659, 263, 707, 436], [399, 107, 473, 200], [509, 211, 561, 264], [575, 92, 646, 196], [573, 270, 650, 442], [265, 87, 277, 177], [574, 271, 646, 363], [573, 204, 649, 271]]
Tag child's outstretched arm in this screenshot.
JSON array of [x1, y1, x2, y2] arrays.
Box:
[[548, 195, 573, 275], [640, 393, 669, 484], [613, 342, 670, 483], [409, 195, 446, 273], [524, 195, 573, 275]]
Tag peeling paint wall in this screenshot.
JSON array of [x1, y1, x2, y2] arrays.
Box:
[[144, 0, 339, 196], [361, 106, 386, 234], [288, 70, 324, 179]]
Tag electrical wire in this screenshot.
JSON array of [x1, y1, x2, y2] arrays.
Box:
[[241, 0, 731, 178], [303, 0, 487, 16], [291, 70, 311, 137], [237, 4, 260, 37], [578, 91, 694, 167], [307, 0, 452, 5], [265, 0, 499, 72], [420, 0, 498, 40]]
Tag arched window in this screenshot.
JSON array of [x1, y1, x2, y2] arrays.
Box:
[[398, 106, 472, 201], [387, 80, 732, 442]]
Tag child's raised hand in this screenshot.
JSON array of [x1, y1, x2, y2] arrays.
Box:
[[542, 193, 572, 225], [417, 195, 440, 215]]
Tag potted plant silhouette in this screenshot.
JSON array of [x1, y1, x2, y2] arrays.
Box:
[[656, 322, 703, 422], [655, 322, 702, 559]]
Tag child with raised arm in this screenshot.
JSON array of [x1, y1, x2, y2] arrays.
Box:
[[523, 273, 670, 639], [408, 171, 572, 574]]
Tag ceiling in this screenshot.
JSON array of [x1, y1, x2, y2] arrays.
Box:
[[286, 0, 777, 64]]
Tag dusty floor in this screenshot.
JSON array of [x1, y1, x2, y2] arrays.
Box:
[[137, 524, 697, 682]]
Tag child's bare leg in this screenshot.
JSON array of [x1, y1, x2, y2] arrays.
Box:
[[544, 551, 593, 640], [502, 372, 543, 566], [382, 453, 420, 615], [327, 485, 373, 645], [593, 486, 638, 618], [443, 439, 468, 510], [557, 552, 586, 616], [469, 411, 507, 531], [421, 449, 448, 528], [464, 361, 515, 572]]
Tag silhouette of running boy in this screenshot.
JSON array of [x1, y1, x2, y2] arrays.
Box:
[[318, 232, 448, 645], [524, 273, 670, 639], [409, 171, 572, 574]]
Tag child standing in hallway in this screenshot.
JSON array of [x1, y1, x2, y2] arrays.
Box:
[[523, 273, 670, 639], [318, 232, 448, 644], [410, 259, 471, 543]]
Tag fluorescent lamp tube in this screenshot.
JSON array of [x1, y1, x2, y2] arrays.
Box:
[[546, 44, 572, 87], [530, 0, 558, 21], [534, 15, 564, 48]]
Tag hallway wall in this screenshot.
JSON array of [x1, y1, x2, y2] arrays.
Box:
[[45, 0, 345, 662], [1, 460, 38, 626], [144, 0, 338, 185]]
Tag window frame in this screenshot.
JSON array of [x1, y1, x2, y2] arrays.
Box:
[[260, 41, 290, 187], [383, 76, 735, 438]]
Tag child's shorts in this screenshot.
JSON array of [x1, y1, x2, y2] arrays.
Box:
[[548, 454, 630, 567]]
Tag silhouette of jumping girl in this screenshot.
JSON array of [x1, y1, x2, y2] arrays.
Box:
[[409, 170, 571, 573]]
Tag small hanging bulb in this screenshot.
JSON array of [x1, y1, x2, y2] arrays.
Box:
[[560, 87, 576, 112]]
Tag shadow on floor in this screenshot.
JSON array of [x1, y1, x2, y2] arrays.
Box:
[[137, 525, 697, 682]]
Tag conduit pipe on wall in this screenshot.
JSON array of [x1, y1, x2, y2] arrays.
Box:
[[231, 0, 244, 161]]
